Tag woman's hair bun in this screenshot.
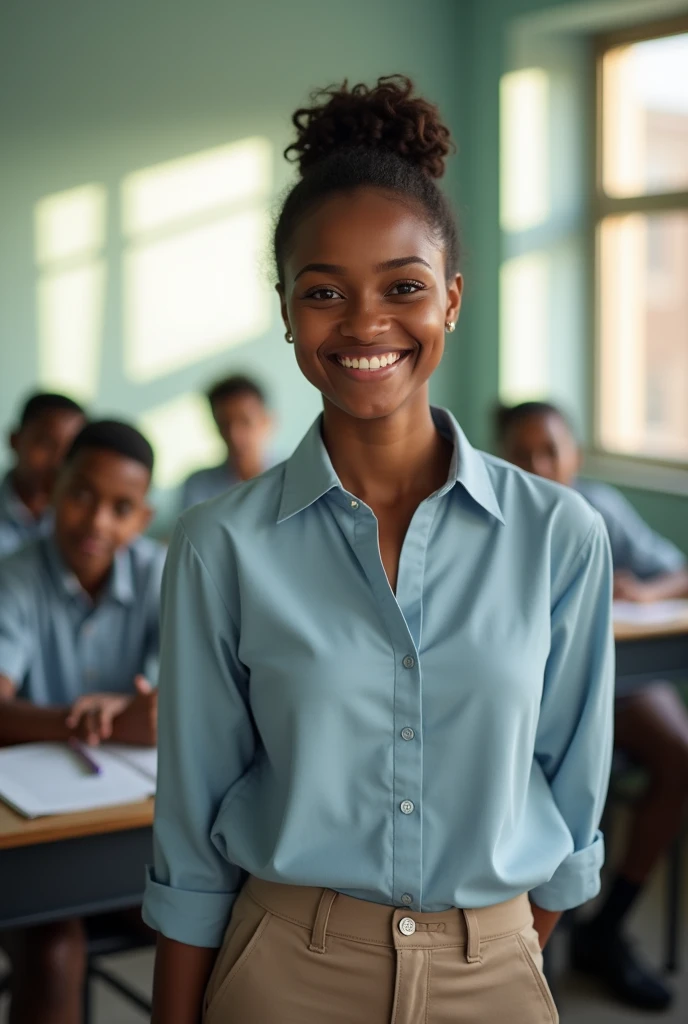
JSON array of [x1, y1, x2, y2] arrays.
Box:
[[285, 75, 454, 179]]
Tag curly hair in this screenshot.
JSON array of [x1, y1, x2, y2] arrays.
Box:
[[274, 75, 460, 283]]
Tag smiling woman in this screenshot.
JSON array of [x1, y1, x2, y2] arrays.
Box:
[[145, 77, 614, 1024]]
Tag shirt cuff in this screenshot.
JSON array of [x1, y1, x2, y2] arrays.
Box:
[[529, 831, 605, 912], [142, 867, 238, 947]]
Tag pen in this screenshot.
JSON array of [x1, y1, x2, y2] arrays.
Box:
[[67, 737, 103, 776]]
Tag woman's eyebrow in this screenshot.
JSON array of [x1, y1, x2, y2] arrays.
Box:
[[294, 262, 345, 281], [375, 256, 432, 272], [294, 255, 432, 281]]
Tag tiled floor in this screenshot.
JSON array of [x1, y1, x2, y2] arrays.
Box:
[[1, 845, 685, 1022]]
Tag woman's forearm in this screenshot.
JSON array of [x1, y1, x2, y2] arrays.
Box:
[[530, 902, 561, 948], [151, 934, 219, 1024]]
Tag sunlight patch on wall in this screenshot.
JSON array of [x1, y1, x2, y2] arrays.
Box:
[[122, 137, 273, 384], [35, 184, 107, 266], [124, 208, 271, 382], [499, 252, 550, 403], [37, 263, 106, 403], [139, 392, 225, 490], [121, 138, 272, 237], [500, 69, 550, 233]]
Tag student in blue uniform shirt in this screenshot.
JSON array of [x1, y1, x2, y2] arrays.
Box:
[[497, 400, 688, 1013], [0, 420, 165, 1024], [0, 391, 86, 557], [179, 375, 273, 511]]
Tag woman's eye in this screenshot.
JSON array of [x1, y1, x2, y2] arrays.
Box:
[[388, 280, 425, 295], [305, 288, 342, 301]]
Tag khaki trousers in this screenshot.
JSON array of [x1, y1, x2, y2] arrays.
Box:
[[203, 877, 559, 1023]]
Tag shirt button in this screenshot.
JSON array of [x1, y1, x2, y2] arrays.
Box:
[[401, 727, 415, 741], [401, 893, 413, 905], [400, 800, 415, 815], [350, 500, 359, 509], [399, 917, 416, 936], [402, 655, 415, 670]]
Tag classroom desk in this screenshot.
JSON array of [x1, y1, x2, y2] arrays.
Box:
[[0, 799, 153, 931], [614, 610, 688, 685]]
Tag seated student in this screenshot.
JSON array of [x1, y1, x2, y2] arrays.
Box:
[[180, 374, 272, 510], [0, 420, 165, 1024], [0, 391, 86, 557], [497, 400, 688, 1013]]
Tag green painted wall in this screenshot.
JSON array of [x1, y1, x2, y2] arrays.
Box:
[[0, 0, 468, 527]]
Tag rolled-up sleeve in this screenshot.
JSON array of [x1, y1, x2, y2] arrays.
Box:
[[142, 522, 256, 947], [530, 514, 615, 911]]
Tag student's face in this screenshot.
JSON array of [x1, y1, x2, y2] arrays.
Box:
[[501, 413, 581, 487], [10, 410, 86, 491], [278, 187, 462, 422], [212, 393, 271, 463], [53, 449, 152, 581]]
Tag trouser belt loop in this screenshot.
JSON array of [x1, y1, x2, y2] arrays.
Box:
[[463, 908, 482, 964], [309, 889, 338, 953]]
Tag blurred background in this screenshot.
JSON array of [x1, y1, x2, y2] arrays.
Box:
[[1, 1, 687, 1020]]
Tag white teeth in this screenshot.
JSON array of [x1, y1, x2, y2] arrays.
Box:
[[336, 351, 404, 371]]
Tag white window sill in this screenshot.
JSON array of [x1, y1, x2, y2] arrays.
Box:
[[582, 451, 688, 498]]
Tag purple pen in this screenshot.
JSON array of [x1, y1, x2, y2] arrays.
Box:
[[68, 737, 103, 776]]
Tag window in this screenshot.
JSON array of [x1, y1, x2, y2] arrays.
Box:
[[595, 21, 688, 465]]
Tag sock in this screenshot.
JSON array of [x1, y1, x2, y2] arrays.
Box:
[[591, 875, 643, 934]]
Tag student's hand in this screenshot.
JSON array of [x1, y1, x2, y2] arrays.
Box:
[[613, 570, 659, 603], [66, 692, 133, 745], [110, 676, 158, 747]]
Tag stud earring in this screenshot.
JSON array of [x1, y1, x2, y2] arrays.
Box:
[[285, 331, 294, 344], [445, 321, 456, 333]]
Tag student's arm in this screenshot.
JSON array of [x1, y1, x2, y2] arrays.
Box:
[[529, 514, 615, 925], [614, 566, 688, 603], [144, 522, 256, 1022], [0, 675, 73, 745]]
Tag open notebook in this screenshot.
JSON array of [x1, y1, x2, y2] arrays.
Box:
[[613, 598, 688, 627], [0, 742, 157, 819]]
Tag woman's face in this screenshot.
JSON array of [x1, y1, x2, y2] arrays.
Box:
[[278, 188, 462, 422]]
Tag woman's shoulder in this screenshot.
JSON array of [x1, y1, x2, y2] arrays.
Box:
[[480, 451, 602, 556], [177, 461, 288, 554]]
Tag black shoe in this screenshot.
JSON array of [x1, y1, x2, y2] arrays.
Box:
[[571, 921, 673, 1012]]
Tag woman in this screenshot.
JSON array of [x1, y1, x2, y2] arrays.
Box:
[[144, 77, 614, 1024]]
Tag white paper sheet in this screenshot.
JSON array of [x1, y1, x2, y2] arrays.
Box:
[[613, 599, 688, 627], [0, 742, 156, 818], [105, 744, 157, 782]]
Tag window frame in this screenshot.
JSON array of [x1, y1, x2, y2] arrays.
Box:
[[590, 14, 688, 482]]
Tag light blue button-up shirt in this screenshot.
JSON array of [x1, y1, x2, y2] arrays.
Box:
[[144, 409, 614, 948], [0, 536, 166, 706], [0, 471, 54, 558]]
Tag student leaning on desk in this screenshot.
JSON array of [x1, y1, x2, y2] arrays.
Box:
[[0, 419, 165, 1024], [497, 400, 688, 1014]]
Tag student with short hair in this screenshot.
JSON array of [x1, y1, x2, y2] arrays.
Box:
[[0, 391, 86, 557], [180, 375, 272, 510], [497, 400, 688, 1013], [0, 419, 165, 1024]]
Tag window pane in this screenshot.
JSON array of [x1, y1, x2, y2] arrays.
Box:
[[602, 33, 688, 197], [598, 211, 688, 461]]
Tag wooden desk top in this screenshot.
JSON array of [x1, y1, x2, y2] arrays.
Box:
[[0, 798, 154, 851], [614, 612, 688, 643]]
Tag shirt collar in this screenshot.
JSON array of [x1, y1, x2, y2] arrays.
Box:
[[42, 536, 136, 606], [277, 407, 505, 525]]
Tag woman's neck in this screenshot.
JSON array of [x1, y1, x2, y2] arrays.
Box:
[[321, 391, 451, 508]]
